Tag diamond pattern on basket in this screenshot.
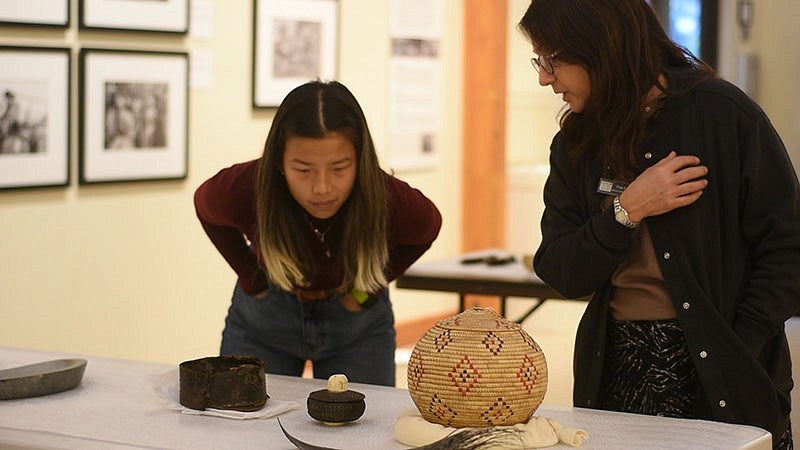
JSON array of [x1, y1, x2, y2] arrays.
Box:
[[434, 330, 453, 352], [428, 394, 458, 426], [482, 331, 504, 356], [516, 354, 540, 395], [449, 355, 482, 396], [481, 397, 515, 425], [408, 349, 425, 391]]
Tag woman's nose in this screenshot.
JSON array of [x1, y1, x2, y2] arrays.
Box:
[[312, 172, 331, 194], [538, 70, 555, 87]]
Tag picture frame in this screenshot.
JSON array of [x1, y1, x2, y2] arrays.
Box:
[[79, 0, 188, 34], [252, 0, 339, 108], [0, 0, 70, 28], [79, 48, 188, 184], [0, 46, 71, 190]]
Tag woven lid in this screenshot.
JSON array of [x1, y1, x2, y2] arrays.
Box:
[[406, 307, 547, 428]]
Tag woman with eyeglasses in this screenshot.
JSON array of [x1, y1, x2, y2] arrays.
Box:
[[519, 1, 800, 447], [194, 80, 442, 387]]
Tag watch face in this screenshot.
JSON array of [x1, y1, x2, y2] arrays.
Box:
[[615, 210, 627, 223]]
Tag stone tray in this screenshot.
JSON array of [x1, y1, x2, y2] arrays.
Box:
[[0, 358, 87, 400]]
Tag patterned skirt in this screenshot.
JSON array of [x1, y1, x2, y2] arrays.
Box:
[[601, 318, 794, 449], [600, 318, 697, 417]]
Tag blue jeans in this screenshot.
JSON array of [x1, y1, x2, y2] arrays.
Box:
[[220, 282, 397, 386]]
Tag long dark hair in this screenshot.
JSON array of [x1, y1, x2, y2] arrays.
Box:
[[518, 0, 715, 180], [255, 80, 388, 292]]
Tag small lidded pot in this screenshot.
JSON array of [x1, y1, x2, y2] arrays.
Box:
[[307, 374, 365, 425]]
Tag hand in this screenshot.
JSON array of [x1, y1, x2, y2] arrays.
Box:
[[620, 151, 708, 223], [340, 292, 363, 312]]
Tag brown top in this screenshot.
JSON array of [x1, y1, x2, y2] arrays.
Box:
[[610, 221, 676, 320]]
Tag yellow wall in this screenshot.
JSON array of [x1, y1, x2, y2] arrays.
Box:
[[1, 0, 797, 366], [0, 0, 462, 364]]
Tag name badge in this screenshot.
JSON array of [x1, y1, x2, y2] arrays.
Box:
[[596, 178, 629, 196]]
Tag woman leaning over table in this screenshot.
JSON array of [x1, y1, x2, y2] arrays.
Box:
[[519, 0, 800, 447], [194, 80, 442, 387]]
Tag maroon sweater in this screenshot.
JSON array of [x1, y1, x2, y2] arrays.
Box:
[[194, 159, 442, 295]]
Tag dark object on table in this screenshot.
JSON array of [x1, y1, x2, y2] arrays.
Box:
[[278, 416, 522, 450], [179, 355, 267, 411], [413, 428, 524, 450], [459, 255, 516, 266], [306, 374, 365, 424], [278, 418, 339, 450], [0, 358, 87, 400]]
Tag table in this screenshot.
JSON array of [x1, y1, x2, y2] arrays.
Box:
[[0, 347, 771, 449], [396, 249, 574, 322]]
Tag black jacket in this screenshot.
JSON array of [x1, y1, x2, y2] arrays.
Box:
[[534, 77, 800, 439]]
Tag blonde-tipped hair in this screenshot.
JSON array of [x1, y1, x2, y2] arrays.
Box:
[[255, 80, 388, 293]]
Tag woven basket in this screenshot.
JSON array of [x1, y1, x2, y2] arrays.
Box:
[[406, 307, 547, 427]]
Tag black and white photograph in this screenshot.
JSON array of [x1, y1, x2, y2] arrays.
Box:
[[79, 49, 188, 184], [80, 0, 188, 33], [1, 86, 48, 155], [272, 20, 323, 79], [104, 82, 168, 150], [0, 47, 70, 190], [252, 0, 338, 108], [0, 0, 70, 27]]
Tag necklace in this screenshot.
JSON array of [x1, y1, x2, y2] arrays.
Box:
[[304, 214, 333, 258]]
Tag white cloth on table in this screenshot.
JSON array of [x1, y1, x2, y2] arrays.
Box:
[[394, 407, 587, 448]]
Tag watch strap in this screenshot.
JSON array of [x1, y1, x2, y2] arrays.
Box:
[[613, 196, 639, 229]]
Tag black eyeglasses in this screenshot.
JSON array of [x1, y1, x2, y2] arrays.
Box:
[[530, 51, 561, 75]]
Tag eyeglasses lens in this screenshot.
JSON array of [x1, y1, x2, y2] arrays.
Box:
[[530, 54, 554, 74]]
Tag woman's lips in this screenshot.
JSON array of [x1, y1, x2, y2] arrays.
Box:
[[311, 200, 336, 210]]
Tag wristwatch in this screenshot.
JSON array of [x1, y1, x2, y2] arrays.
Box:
[[613, 196, 639, 229]]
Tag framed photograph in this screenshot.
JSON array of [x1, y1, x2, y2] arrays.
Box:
[[79, 0, 188, 33], [252, 0, 339, 108], [79, 48, 188, 184], [0, 0, 70, 27], [0, 46, 70, 190]]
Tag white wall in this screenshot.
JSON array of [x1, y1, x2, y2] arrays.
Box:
[[0, 0, 461, 364], [712, 0, 799, 170]]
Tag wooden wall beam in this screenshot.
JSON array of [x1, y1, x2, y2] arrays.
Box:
[[462, 0, 508, 252]]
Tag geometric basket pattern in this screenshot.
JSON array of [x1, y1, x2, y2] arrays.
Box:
[[407, 307, 548, 427]]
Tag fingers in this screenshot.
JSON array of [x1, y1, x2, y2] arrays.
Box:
[[624, 152, 708, 220], [652, 151, 707, 183], [659, 152, 702, 171], [674, 178, 708, 197], [673, 187, 704, 208], [677, 164, 709, 184]]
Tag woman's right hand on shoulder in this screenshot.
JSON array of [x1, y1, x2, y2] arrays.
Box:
[[620, 151, 709, 223]]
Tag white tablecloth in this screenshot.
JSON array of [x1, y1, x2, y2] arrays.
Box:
[[0, 347, 771, 449]]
